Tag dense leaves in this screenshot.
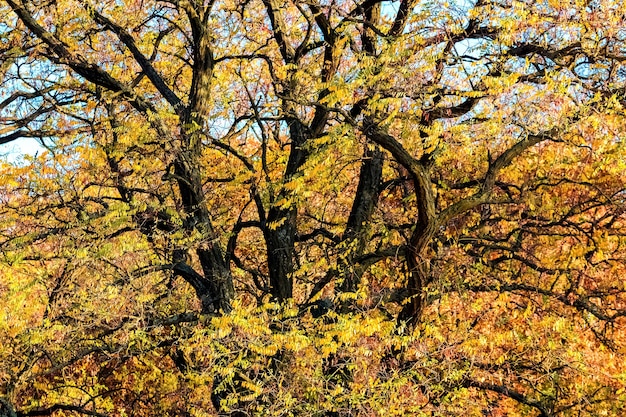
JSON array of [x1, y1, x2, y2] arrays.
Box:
[[1, 0, 626, 415]]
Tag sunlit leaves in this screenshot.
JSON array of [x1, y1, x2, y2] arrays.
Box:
[[1, 0, 626, 415]]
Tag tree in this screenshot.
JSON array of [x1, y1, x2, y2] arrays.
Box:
[[1, 0, 626, 415]]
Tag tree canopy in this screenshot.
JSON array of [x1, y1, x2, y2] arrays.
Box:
[[1, 0, 626, 415]]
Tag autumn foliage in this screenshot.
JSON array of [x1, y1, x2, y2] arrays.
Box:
[[1, 0, 626, 415]]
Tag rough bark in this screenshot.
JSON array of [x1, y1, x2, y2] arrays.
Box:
[[0, 399, 16, 417], [340, 146, 384, 292], [261, 0, 340, 301], [264, 118, 309, 300]]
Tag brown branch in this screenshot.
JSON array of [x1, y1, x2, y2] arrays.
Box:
[[438, 130, 556, 226], [84, 5, 184, 112], [18, 404, 108, 417], [5, 0, 159, 118], [462, 379, 552, 417]]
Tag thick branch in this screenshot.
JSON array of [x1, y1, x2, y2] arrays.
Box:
[[18, 404, 108, 417], [462, 379, 552, 417], [85, 5, 184, 112], [439, 130, 554, 225]]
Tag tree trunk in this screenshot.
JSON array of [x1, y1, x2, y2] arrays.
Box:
[[398, 220, 438, 324], [172, 128, 234, 312], [264, 118, 309, 300], [340, 146, 383, 293], [0, 398, 16, 417]]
